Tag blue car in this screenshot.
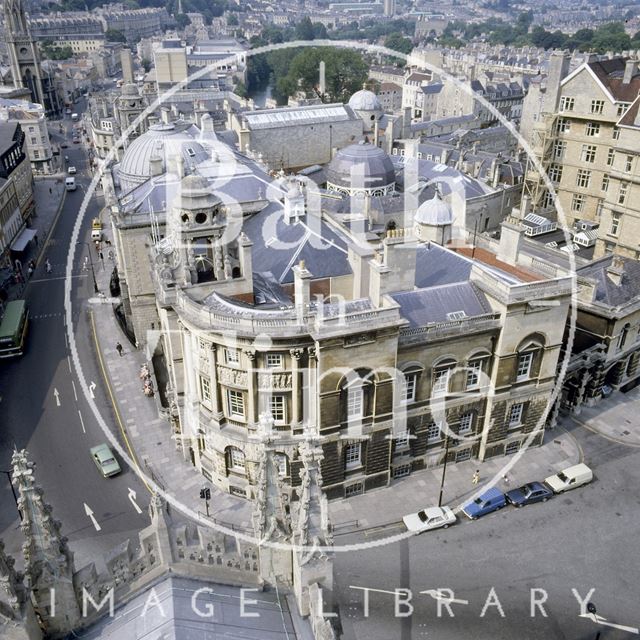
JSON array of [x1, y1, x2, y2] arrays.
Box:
[[505, 481, 553, 508], [462, 487, 506, 520]]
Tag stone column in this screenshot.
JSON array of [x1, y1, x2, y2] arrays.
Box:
[[209, 343, 224, 421], [626, 350, 640, 381], [571, 370, 590, 415], [245, 348, 257, 430], [585, 359, 606, 404], [305, 346, 318, 432], [290, 348, 303, 427], [610, 359, 627, 389]]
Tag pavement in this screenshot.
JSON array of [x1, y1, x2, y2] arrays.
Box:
[[566, 386, 640, 447], [89, 242, 581, 537], [1, 176, 66, 303]]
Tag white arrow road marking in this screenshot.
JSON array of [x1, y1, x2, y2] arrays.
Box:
[[71, 380, 78, 402], [89, 381, 96, 399], [580, 613, 639, 634], [83, 503, 101, 531], [77, 410, 86, 434], [420, 590, 469, 606], [53, 389, 61, 406], [128, 488, 143, 514]]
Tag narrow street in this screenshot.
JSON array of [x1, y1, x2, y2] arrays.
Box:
[[0, 104, 149, 568]]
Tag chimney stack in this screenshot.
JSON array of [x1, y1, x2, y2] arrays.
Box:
[[623, 58, 637, 84], [606, 255, 625, 286]]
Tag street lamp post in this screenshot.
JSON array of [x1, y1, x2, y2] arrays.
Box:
[[77, 241, 99, 293], [437, 435, 451, 508], [0, 470, 21, 520]]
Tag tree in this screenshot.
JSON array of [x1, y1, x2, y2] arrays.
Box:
[[105, 29, 126, 43], [234, 80, 248, 98], [226, 13, 238, 26], [40, 42, 73, 60], [384, 32, 413, 55], [295, 17, 315, 41], [141, 58, 152, 72], [312, 22, 328, 40], [175, 13, 191, 29], [280, 47, 367, 103]]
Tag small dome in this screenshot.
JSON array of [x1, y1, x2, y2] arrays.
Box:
[[122, 83, 140, 97], [348, 89, 382, 112], [415, 192, 453, 226], [181, 174, 210, 194], [326, 142, 395, 191]]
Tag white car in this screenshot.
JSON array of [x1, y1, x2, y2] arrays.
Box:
[[67, 166, 77, 174], [544, 463, 593, 494], [402, 506, 456, 533]]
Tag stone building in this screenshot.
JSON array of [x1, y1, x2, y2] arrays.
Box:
[[230, 102, 364, 171], [522, 54, 640, 242], [103, 109, 572, 501], [29, 14, 105, 55], [0, 98, 53, 173], [0, 447, 336, 639]]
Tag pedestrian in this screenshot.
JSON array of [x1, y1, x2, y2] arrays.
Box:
[[503, 473, 510, 485], [34, 235, 38, 247], [49, 187, 52, 195], [45, 259, 52, 274], [116, 342, 123, 357], [27, 266, 33, 279], [83, 256, 89, 271], [472, 470, 480, 486]]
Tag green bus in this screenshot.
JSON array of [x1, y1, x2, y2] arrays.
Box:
[[0, 300, 29, 358]]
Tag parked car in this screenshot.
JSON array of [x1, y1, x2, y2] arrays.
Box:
[[544, 463, 593, 494], [90, 444, 121, 477], [67, 166, 76, 174], [73, 138, 80, 144], [462, 487, 506, 520], [403, 506, 456, 533], [505, 482, 554, 508], [60, 142, 68, 149]]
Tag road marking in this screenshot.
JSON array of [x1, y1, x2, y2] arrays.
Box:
[[67, 355, 72, 373], [128, 488, 143, 514], [71, 380, 78, 402], [53, 388, 61, 406], [83, 503, 101, 531], [78, 409, 86, 434], [89, 381, 96, 398]]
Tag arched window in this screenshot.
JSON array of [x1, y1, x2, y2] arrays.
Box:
[[432, 357, 456, 396], [515, 335, 545, 382], [225, 446, 245, 474], [400, 364, 423, 403], [340, 369, 375, 422]]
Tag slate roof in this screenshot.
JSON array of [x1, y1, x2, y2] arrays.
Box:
[[414, 242, 473, 288], [241, 202, 353, 284], [242, 103, 358, 130], [391, 281, 493, 327], [577, 255, 640, 307]]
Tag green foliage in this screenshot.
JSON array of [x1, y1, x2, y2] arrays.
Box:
[[175, 13, 191, 29], [384, 32, 413, 55], [105, 29, 126, 43], [435, 17, 634, 53], [295, 17, 315, 41], [40, 41, 73, 60], [234, 80, 248, 98], [227, 13, 239, 26], [141, 58, 152, 72]]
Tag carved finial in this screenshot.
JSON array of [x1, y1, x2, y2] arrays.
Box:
[[299, 259, 306, 270]]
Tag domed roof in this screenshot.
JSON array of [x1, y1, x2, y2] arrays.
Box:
[[181, 174, 210, 194], [415, 192, 453, 226], [117, 122, 210, 193], [122, 83, 140, 97], [348, 89, 382, 112], [326, 142, 395, 191]]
